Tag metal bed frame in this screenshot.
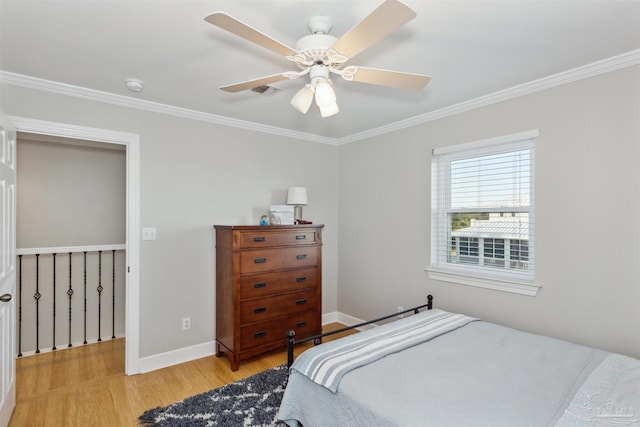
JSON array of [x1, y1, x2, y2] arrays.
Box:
[[287, 294, 433, 367]]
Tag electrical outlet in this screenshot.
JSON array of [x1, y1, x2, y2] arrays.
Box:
[[397, 306, 404, 318], [182, 317, 191, 331]]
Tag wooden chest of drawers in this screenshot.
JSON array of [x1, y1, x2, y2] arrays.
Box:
[[214, 224, 323, 371]]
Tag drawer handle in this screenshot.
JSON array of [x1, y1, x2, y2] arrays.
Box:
[[296, 277, 307, 283], [253, 237, 266, 242], [254, 282, 267, 289], [296, 321, 307, 328], [296, 299, 307, 305], [296, 254, 307, 260], [254, 331, 267, 338], [295, 235, 307, 240], [254, 307, 267, 314], [254, 258, 267, 264]]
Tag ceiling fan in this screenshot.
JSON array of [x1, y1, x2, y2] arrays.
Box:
[[204, 0, 431, 118]]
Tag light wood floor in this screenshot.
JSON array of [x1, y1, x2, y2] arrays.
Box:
[[9, 323, 351, 427]]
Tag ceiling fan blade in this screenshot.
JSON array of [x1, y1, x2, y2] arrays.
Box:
[[349, 67, 431, 91], [205, 12, 298, 57], [331, 0, 417, 61], [220, 73, 291, 93]]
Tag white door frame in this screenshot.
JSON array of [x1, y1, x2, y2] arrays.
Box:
[[9, 116, 141, 375]]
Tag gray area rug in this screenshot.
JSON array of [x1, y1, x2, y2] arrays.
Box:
[[139, 364, 289, 426]]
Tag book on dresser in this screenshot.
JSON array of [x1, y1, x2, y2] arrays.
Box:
[[213, 224, 323, 371]]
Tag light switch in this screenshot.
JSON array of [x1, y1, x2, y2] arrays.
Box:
[[142, 227, 157, 241]]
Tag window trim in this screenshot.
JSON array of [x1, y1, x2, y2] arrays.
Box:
[[425, 266, 541, 296], [427, 129, 541, 296]]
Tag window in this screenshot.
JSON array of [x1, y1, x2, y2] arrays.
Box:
[[428, 130, 539, 296], [509, 239, 529, 269], [483, 238, 505, 267], [459, 237, 479, 257]]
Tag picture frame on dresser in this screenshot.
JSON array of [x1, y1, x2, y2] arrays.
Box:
[[213, 224, 323, 371]]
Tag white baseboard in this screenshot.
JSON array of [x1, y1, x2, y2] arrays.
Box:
[[321, 311, 340, 325], [330, 312, 378, 331], [138, 340, 216, 374], [137, 312, 376, 374]]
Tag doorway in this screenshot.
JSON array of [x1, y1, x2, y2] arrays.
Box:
[[9, 117, 140, 374]]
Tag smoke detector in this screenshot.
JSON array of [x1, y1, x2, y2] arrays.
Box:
[[125, 78, 144, 93]]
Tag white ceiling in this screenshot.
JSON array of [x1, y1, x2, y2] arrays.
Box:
[[1, 0, 639, 143]]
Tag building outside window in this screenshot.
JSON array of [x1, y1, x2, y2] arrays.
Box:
[[451, 214, 527, 268]]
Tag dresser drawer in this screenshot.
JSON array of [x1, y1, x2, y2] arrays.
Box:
[[240, 268, 318, 299], [240, 289, 318, 324], [240, 229, 317, 249], [240, 246, 318, 274], [240, 313, 320, 349]]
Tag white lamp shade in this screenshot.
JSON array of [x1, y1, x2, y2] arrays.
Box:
[[290, 85, 314, 114], [319, 102, 339, 118], [314, 80, 336, 108], [287, 187, 308, 205]]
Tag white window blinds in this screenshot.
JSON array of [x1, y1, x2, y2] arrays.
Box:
[[430, 130, 538, 295]]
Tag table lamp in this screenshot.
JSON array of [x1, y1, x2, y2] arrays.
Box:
[[286, 187, 308, 223]]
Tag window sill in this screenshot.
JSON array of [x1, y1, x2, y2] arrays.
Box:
[[425, 267, 541, 296]]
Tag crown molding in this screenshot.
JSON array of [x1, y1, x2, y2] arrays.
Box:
[[0, 71, 340, 145], [1, 49, 639, 146], [336, 49, 640, 145]]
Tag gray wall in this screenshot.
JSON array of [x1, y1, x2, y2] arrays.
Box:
[[0, 84, 340, 358], [17, 136, 126, 248], [338, 64, 640, 359]]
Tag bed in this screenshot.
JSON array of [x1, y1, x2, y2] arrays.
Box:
[[277, 296, 640, 427]]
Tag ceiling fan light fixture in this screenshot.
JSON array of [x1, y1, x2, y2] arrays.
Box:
[[314, 79, 336, 108], [318, 102, 339, 118], [206, 1, 431, 120], [291, 84, 315, 114]]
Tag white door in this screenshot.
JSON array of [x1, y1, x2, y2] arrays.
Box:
[[0, 110, 17, 427]]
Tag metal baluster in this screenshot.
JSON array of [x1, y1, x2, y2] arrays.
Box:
[[83, 251, 87, 345], [16, 248, 124, 355], [67, 252, 73, 348], [97, 251, 103, 342], [34, 254, 41, 354], [52, 253, 57, 351], [17, 255, 22, 357], [111, 249, 116, 339]]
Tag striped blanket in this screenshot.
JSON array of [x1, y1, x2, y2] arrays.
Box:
[[290, 309, 478, 393]]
